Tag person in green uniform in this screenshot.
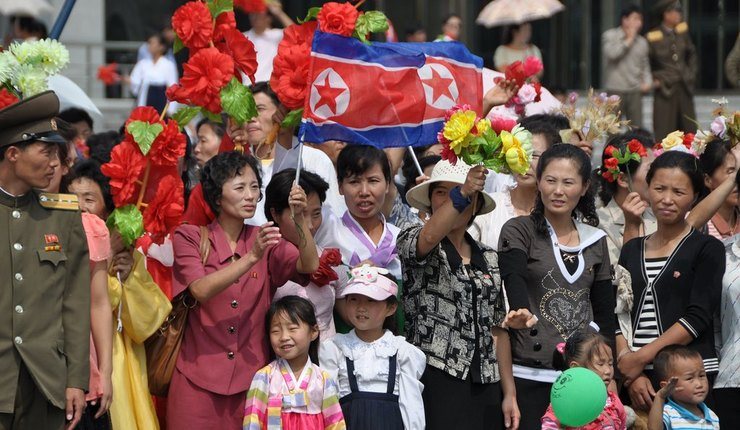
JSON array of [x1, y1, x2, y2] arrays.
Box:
[[0, 91, 90, 429], [647, 0, 698, 140]]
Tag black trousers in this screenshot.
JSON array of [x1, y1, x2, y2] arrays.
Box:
[[514, 377, 552, 430], [422, 366, 503, 430], [0, 363, 64, 430], [712, 387, 740, 428]]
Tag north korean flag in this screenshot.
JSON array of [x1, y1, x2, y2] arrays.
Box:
[[299, 31, 483, 148]]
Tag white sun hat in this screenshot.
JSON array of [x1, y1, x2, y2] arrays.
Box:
[[405, 159, 496, 215]]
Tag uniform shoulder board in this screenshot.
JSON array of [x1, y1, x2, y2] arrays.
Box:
[[38, 192, 80, 211], [675, 22, 689, 34], [646, 30, 663, 43]]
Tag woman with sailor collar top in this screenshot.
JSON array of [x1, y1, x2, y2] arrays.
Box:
[[498, 144, 616, 430]]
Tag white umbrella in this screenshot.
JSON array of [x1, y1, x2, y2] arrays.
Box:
[[476, 0, 565, 28], [0, 0, 54, 17], [47, 75, 104, 127]]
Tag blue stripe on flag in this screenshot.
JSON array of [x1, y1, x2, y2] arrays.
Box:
[[301, 120, 444, 148]]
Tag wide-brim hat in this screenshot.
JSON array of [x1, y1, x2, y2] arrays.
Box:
[[0, 91, 65, 149], [405, 159, 496, 215]]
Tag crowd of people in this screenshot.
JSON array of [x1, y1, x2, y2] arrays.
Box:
[[1, 1, 739, 430]]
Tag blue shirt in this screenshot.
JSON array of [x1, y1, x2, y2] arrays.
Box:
[[663, 398, 720, 429]]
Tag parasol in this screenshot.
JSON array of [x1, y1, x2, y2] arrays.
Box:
[[476, 0, 565, 28]]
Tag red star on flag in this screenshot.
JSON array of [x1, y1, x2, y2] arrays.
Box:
[[314, 76, 346, 114], [422, 67, 454, 105]]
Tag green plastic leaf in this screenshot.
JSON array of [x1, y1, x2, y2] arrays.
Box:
[[281, 108, 304, 129], [201, 108, 223, 123], [207, 0, 233, 18], [172, 106, 201, 128], [173, 35, 184, 54], [106, 205, 144, 248], [354, 15, 371, 44], [126, 120, 163, 155], [363, 11, 389, 33], [298, 7, 321, 24], [220, 77, 257, 126], [463, 151, 484, 165]]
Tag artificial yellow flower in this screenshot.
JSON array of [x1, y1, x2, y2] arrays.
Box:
[[443, 110, 477, 154], [500, 130, 522, 153], [506, 146, 530, 175], [475, 118, 491, 136], [661, 130, 684, 150]]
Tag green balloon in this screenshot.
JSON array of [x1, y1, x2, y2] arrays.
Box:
[[550, 367, 607, 427]]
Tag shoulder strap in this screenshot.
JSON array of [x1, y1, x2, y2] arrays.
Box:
[[199, 225, 211, 265], [386, 354, 398, 394], [38, 192, 79, 211], [344, 357, 359, 393]]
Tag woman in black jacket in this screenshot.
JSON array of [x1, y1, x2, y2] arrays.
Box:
[[617, 151, 725, 412]]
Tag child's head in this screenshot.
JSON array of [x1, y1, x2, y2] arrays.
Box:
[[552, 331, 613, 387], [336, 145, 391, 221], [266, 296, 320, 366], [340, 265, 398, 336], [654, 346, 708, 406]]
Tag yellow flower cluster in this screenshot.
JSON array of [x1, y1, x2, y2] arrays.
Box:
[[661, 130, 684, 150], [443, 110, 477, 154], [500, 126, 533, 175]]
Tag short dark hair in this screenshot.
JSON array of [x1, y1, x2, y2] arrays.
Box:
[[404, 22, 426, 37], [201, 151, 262, 215], [264, 169, 329, 223], [520, 114, 565, 148], [68, 160, 115, 214], [441, 13, 461, 26], [620, 5, 643, 20], [58, 108, 94, 130], [266, 296, 320, 364], [653, 345, 702, 382], [87, 131, 123, 165], [647, 151, 707, 199], [196, 117, 226, 139], [250, 82, 281, 108], [336, 145, 391, 184], [55, 117, 78, 142], [699, 138, 733, 178]]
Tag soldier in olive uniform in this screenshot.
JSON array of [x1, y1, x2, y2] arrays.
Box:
[[0, 91, 90, 429], [647, 0, 698, 140]]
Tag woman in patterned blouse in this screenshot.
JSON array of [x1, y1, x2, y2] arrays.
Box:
[[398, 160, 518, 430]]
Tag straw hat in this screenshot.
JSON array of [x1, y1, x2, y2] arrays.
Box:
[[405, 159, 496, 215]]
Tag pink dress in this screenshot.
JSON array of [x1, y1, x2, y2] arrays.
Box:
[[541, 391, 627, 430], [80, 213, 111, 402]]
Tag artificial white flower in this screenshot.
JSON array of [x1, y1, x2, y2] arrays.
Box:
[[32, 39, 70, 74], [0, 51, 19, 84], [12, 64, 49, 96]]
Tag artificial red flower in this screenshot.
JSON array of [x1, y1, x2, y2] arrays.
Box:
[[73, 137, 89, 158], [310, 248, 342, 286], [0, 88, 19, 110], [604, 157, 619, 170], [213, 11, 237, 43], [602, 170, 616, 182], [627, 139, 647, 157], [143, 174, 184, 244], [683, 133, 695, 149], [270, 21, 318, 109], [167, 47, 235, 114], [97, 63, 120, 86], [532, 81, 542, 103], [523, 56, 544, 77], [604, 145, 618, 157], [490, 116, 518, 134], [233, 0, 266, 13], [172, 1, 214, 50], [101, 140, 147, 207], [149, 120, 186, 167], [220, 29, 257, 85], [125, 106, 161, 127], [436, 130, 450, 146], [440, 143, 458, 165], [317, 2, 359, 37]]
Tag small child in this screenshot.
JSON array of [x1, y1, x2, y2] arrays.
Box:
[[541, 331, 627, 430], [319, 265, 426, 430], [243, 296, 346, 430], [648, 346, 719, 430]]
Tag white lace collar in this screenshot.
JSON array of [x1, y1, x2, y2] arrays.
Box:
[[335, 330, 399, 360]]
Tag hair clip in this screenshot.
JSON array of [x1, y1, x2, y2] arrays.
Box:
[[556, 342, 566, 354]]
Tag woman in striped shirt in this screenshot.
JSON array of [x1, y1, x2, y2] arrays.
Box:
[[616, 151, 725, 412]]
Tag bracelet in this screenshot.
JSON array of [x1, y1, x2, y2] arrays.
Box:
[[449, 186, 472, 213]]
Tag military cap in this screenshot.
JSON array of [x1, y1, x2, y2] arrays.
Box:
[[653, 0, 683, 15], [0, 90, 66, 149]]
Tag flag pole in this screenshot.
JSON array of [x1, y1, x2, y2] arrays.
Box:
[[407, 146, 423, 177]]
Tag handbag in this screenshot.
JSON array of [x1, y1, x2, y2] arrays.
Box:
[[145, 226, 209, 397]]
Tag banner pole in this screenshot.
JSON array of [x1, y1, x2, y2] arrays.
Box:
[[407, 146, 423, 177]]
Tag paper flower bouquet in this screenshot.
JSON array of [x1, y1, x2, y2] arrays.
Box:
[[0, 38, 70, 108], [438, 104, 534, 175]]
